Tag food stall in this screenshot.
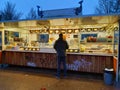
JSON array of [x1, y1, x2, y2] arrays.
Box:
[[0, 14, 119, 80]]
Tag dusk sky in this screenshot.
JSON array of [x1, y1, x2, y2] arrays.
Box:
[[0, 0, 98, 18]]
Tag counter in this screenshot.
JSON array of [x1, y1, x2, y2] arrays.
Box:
[[4, 49, 114, 56], [2, 50, 114, 73]]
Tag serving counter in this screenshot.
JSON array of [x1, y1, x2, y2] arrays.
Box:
[[2, 50, 114, 73]]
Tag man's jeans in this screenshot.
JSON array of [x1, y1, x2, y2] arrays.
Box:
[[57, 56, 67, 77]]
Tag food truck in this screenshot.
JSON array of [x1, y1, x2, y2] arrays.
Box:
[[0, 8, 119, 82]]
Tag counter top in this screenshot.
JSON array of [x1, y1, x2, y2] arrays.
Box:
[[3, 49, 114, 56]]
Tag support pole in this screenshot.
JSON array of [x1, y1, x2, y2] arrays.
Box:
[[116, 19, 120, 82]]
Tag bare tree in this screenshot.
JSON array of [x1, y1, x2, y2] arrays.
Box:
[[0, 11, 2, 20], [26, 8, 37, 19], [1, 1, 22, 20], [95, 0, 120, 14]]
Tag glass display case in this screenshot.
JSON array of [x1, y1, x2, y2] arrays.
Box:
[[3, 26, 118, 55], [79, 30, 114, 54]]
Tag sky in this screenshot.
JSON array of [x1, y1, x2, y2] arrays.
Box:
[[0, 0, 98, 18]]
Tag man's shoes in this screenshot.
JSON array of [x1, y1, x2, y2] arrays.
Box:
[[55, 74, 60, 79], [56, 76, 60, 79]]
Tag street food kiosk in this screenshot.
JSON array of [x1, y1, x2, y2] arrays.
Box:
[[0, 13, 119, 82]]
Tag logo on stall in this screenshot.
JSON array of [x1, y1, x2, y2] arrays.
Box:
[[27, 62, 36, 67], [66, 59, 92, 71]]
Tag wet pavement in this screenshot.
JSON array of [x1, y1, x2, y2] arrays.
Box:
[[0, 65, 120, 90]]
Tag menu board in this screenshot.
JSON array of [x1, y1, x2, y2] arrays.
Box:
[[37, 34, 49, 43], [81, 33, 97, 40]]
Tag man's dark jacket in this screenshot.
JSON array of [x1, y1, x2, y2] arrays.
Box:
[[54, 38, 69, 56]]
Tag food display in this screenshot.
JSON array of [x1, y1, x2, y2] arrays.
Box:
[[4, 28, 117, 55], [24, 47, 40, 51], [78, 28, 117, 54], [66, 49, 79, 53]]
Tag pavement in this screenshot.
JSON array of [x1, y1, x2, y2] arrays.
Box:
[[0, 65, 120, 90]]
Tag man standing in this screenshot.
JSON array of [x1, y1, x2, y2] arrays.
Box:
[[54, 33, 69, 78]]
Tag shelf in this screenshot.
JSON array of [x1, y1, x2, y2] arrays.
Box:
[[80, 42, 113, 45]]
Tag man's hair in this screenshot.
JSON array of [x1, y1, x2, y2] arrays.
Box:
[[59, 33, 63, 38]]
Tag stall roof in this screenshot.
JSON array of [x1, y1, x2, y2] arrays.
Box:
[[0, 12, 120, 22], [0, 9, 120, 30]]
